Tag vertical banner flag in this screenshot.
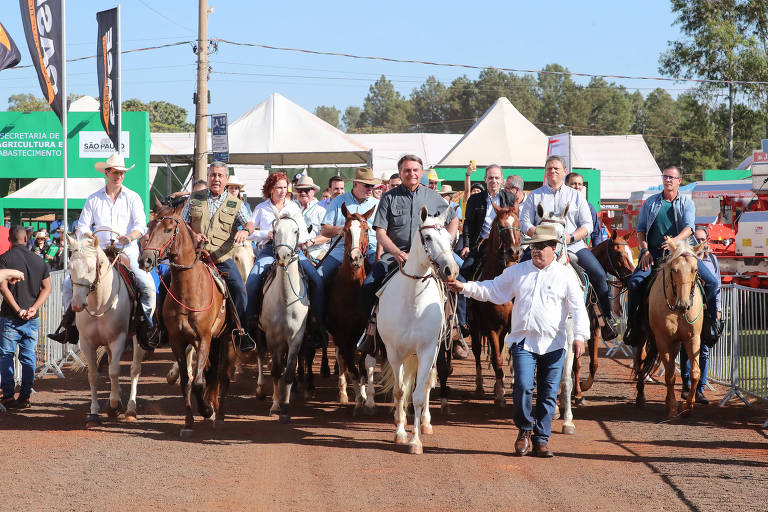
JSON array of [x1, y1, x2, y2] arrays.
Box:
[[0, 21, 22, 71], [547, 132, 571, 173], [18, 0, 64, 122], [97, 7, 120, 152], [211, 113, 229, 162]]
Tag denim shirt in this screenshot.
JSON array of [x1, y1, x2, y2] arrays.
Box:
[[637, 192, 696, 250]]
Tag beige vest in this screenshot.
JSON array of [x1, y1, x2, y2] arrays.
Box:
[[188, 190, 243, 262]]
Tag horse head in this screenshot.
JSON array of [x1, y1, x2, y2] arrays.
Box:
[[491, 202, 522, 264], [140, 201, 187, 271], [418, 206, 458, 281], [663, 239, 706, 312], [272, 213, 301, 267], [341, 202, 374, 269], [67, 234, 105, 312], [536, 202, 568, 264], [594, 230, 636, 282]]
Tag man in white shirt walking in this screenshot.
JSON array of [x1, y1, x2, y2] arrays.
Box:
[[447, 222, 589, 458], [49, 154, 158, 349]]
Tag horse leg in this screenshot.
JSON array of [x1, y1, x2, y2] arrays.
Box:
[[436, 340, 452, 415], [635, 345, 646, 408], [166, 345, 193, 385], [337, 355, 350, 405], [302, 344, 316, 400], [281, 335, 305, 421], [560, 324, 576, 435], [254, 331, 267, 400], [214, 338, 235, 428], [411, 351, 437, 455], [660, 344, 678, 419], [389, 357, 408, 445], [363, 354, 377, 414], [681, 337, 701, 416], [320, 343, 331, 378], [193, 339, 214, 419], [270, 347, 284, 416], [125, 336, 144, 420], [177, 346, 195, 431], [81, 342, 102, 427], [490, 332, 505, 407], [106, 339, 125, 419], [579, 318, 600, 395], [471, 330, 484, 396]]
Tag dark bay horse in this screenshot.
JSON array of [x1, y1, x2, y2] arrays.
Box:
[[573, 231, 636, 399], [326, 203, 376, 414], [464, 203, 522, 406], [635, 239, 706, 418], [139, 202, 235, 434]]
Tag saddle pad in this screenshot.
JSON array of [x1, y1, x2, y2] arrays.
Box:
[[208, 267, 229, 297], [116, 263, 138, 303], [375, 265, 401, 298]]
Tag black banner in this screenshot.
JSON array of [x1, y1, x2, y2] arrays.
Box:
[[18, 0, 64, 122], [0, 21, 22, 72], [96, 7, 120, 152]]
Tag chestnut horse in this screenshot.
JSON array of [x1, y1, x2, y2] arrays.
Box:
[[139, 203, 235, 434], [326, 203, 377, 414], [634, 239, 706, 419], [572, 231, 636, 400], [465, 204, 522, 406]]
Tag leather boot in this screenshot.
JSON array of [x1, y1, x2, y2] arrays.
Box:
[[136, 309, 160, 351], [357, 308, 377, 356], [48, 307, 78, 345]]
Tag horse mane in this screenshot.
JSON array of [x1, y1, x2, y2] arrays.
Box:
[[666, 241, 696, 262]]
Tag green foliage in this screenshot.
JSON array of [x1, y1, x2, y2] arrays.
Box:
[[314, 105, 340, 128], [122, 98, 193, 132], [8, 93, 50, 111], [341, 106, 362, 133], [354, 75, 413, 133]]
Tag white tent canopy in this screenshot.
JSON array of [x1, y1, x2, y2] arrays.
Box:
[[350, 133, 462, 177], [571, 135, 661, 199], [68, 95, 100, 112], [227, 93, 371, 166], [437, 97, 549, 167], [6, 178, 104, 199]]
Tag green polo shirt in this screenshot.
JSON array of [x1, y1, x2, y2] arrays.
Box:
[[646, 199, 675, 250]]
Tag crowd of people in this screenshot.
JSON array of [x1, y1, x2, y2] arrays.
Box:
[[0, 152, 722, 455]]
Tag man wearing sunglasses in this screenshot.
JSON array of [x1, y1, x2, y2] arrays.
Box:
[[626, 166, 720, 343], [447, 222, 588, 458]]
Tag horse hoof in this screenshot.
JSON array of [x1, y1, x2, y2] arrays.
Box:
[[562, 424, 575, 435], [364, 405, 376, 416], [421, 424, 433, 435], [636, 397, 646, 408], [123, 411, 137, 422], [574, 396, 585, 406], [474, 387, 484, 397], [179, 428, 194, 438], [106, 402, 123, 419], [278, 414, 290, 423], [339, 394, 349, 405], [494, 398, 506, 408], [200, 406, 214, 419], [254, 387, 266, 400], [408, 443, 423, 455], [85, 414, 101, 428], [269, 406, 280, 416], [395, 432, 408, 445]]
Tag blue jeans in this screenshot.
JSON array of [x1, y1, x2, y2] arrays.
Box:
[[511, 342, 565, 444], [245, 244, 325, 323], [680, 343, 709, 393], [0, 317, 39, 399], [574, 248, 611, 316]]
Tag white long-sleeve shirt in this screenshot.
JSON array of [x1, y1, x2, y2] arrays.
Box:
[[461, 259, 589, 355], [520, 183, 592, 252], [248, 199, 310, 246], [76, 186, 147, 258]]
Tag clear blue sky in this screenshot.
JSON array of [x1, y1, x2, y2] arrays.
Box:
[[1, 1, 682, 126]]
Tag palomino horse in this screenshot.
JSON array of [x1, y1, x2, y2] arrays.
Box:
[[572, 231, 636, 399], [232, 241, 256, 285], [326, 203, 377, 414], [465, 203, 522, 406], [67, 235, 145, 427], [252, 212, 310, 422], [378, 206, 459, 454], [635, 239, 706, 419], [139, 202, 235, 434]]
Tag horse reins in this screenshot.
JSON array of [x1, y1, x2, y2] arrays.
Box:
[[71, 244, 123, 317], [272, 215, 307, 300], [662, 260, 702, 324], [398, 223, 452, 282]]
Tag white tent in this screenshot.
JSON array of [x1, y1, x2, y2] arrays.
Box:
[[350, 133, 462, 177], [227, 93, 371, 166], [571, 135, 661, 199], [437, 97, 549, 167], [6, 178, 104, 200], [68, 95, 100, 112]]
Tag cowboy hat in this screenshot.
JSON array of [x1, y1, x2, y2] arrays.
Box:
[[522, 223, 563, 245], [226, 175, 245, 189], [438, 184, 453, 196], [351, 167, 381, 186], [426, 169, 443, 182], [35, 230, 49, 239], [294, 175, 320, 191], [94, 153, 135, 173]]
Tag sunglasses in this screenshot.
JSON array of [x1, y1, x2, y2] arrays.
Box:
[[531, 242, 557, 251], [662, 175, 680, 181]]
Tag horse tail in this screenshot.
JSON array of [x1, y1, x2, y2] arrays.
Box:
[[633, 335, 659, 382], [70, 345, 109, 373], [379, 355, 418, 406]]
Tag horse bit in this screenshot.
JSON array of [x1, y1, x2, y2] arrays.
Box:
[[143, 216, 197, 270]]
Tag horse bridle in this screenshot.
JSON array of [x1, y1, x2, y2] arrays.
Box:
[[71, 249, 106, 294], [605, 238, 633, 285], [497, 221, 523, 265], [399, 223, 454, 281], [272, 215, 301, 267], [143, 216, 197, 270], [662, 258, 698, 313], [345, 218, 369, 265]]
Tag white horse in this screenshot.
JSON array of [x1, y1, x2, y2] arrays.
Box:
[[233, 241, 256, 284], [536, 204, 581, 435], [378, 206, 459, 454], [67, 235, 145, 427], [255, 213, 310, 422]]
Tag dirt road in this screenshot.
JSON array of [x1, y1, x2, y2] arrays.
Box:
[[1, 346, 766, 511]]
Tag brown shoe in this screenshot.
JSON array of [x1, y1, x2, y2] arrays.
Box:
[[514, 430, 531, 456], [533, 441, 554, 458]]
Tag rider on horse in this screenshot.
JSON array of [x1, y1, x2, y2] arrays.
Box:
[[519, 155, 618, 340], [49, 153, 158, 350], [625, 165, 721, 343], [359, 154, 462, 352], [181, 161, 255, 351]]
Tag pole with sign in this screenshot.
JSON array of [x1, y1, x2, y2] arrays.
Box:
[[211, 113, 228, 163]]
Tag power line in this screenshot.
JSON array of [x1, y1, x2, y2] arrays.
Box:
[[213, 38, 768, 87], [137, 0, 197, 35]]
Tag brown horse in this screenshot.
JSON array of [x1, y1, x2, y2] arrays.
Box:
[[139, 202, 235, 434], [573, 231, 637, 398], [326, 203, 376, 414], [466, 203, 522, 406], [634, 239, 706, 419]]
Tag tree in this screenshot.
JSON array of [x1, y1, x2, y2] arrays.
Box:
[[660, 0, 750, 167], [342, 106, 362, 133], [474, 68, 540, 123], [641, 89, 683, 167], [584, 77, 633, 134], [123, 98, 193, 132], [536, 63, 589, 134], [675, 94, 721, 181], [356, 75, 412, 133], [410, 76, 450, 132], [315, 105, 340, 128], [8, 93, 50, 111], [738, 0, 768, 138]]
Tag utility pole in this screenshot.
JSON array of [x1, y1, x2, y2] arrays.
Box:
[[193, 0, 210, 182]]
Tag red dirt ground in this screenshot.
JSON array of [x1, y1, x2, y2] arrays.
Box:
[[1, 345, 766, 511]]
